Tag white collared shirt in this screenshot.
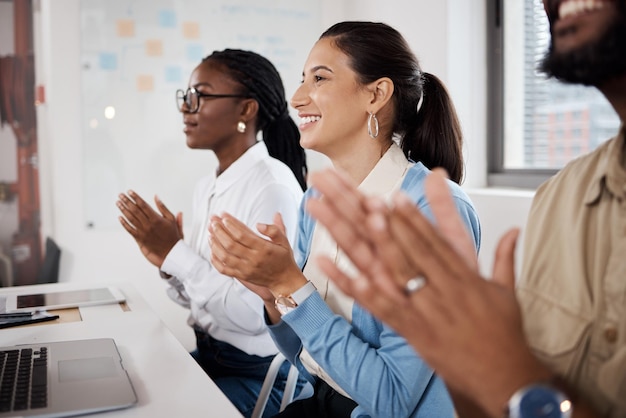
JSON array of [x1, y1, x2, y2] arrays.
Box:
[[161, 141, 303, 357]]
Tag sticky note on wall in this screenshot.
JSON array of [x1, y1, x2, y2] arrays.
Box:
[[137, 74, 154, 92], [99, 52, 118, 70], [117, 19, 135, 37], [182, 22, 200, 39], [146, 39, 163, 56], [159, 10, 176, 28], [165, 66, 182, 83], [187, 44, 204, 62]]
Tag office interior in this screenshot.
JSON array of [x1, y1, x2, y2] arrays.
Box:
[[0, 0, 534, 350]]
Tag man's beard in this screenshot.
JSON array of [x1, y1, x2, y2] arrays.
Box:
[[540, 5, 626, 87]]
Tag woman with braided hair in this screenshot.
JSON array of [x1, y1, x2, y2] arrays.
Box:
[[116, 48, 307, 417]]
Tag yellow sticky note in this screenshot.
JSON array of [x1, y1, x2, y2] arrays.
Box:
[[182, 22, 200, 39], [117, 19, 135, 37], [146, 39, 163, 57], [137, 75, 154, 92]]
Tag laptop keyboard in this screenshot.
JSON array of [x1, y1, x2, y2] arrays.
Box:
[[0, 347, 48, 412]]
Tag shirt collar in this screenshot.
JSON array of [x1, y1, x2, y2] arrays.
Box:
[[584, 124, 626, 205], [214, 141, 269, 195], [358, 142, 410, 196]]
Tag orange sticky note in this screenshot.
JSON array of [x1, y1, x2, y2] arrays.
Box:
[[136, 75, 154, 92], [146, 39, 163, 56], [182, 22, 200, 39], [117, 19, 135, 37]]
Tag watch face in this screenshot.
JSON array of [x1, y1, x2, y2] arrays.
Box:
[[276, 296, 297, 308], [275, 296, 297, 315], [519, 386, 568, 418]]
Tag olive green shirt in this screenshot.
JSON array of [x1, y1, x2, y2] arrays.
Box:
[[517, 125, 626, 417]]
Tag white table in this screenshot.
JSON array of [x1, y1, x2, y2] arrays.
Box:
[[0, 281, 243, 417]]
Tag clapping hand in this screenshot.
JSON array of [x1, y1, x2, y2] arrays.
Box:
[[117, 191, 183, 268], [306, 168, 553, 418], [209, 212, 308, 302]]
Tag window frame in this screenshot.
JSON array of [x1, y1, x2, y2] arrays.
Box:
[[486, 0, 558, 189]]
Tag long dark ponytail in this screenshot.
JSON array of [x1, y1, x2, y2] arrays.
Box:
[[403, 73, 463, 184], [203, 49, 308, 190]]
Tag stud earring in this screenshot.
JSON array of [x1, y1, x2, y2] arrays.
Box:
[[237, 121, 246, 133]]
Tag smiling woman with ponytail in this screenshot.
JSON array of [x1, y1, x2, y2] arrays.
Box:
[[208, 22, 481, 418]]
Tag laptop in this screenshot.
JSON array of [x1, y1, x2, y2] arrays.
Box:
[[0, 338, 137, 417]]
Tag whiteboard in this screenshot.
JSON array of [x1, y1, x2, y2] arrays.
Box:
[[79, 0, 321, 229]]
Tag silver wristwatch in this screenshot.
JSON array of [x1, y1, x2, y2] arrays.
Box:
[[506, 383, 572, 418]]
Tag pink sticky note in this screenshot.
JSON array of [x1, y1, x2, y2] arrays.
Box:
[[146, 39, 163, 57], [183, 22, 200, 39], [117, 19, 135, 37], [137, 75, 154, 92]]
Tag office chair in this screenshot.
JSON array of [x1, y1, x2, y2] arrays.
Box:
[[251, 352, 301, 418], [36, 237, 61, 284]]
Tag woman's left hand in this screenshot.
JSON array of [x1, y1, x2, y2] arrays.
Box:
[[209, 212, 307, 297]]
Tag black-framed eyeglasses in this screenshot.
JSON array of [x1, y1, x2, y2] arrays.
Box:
[[176, 87, 249, 113]]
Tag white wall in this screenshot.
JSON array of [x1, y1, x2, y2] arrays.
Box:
[[466, 188, 534, 276], [29, 0, 534, 349]]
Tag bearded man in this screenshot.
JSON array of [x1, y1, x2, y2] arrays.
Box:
[[516, 0, 626, 416], [302, 1, 626, 417]]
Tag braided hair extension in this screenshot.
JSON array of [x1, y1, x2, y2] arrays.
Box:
[[203, 49, 308, 191]]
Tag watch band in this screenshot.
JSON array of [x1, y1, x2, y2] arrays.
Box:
[[274, 281, 317, 315]]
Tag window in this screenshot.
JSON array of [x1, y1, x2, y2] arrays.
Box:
[[487, 0, 620, 188]]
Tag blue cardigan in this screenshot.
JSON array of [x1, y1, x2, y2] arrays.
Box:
[[268, 162, 481, 418]]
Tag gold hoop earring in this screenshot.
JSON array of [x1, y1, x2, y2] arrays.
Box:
[[367, 112, 379, 139], [237, 121, 246, 133]]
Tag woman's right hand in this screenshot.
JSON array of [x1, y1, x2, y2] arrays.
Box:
[[209, 212, 308, 298], [117, 191, 183, 268]]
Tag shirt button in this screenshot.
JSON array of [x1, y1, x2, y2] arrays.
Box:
[[604, 327, 618, 343]]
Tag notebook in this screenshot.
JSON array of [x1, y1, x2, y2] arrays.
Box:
[[0, 338, 137, 417]]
